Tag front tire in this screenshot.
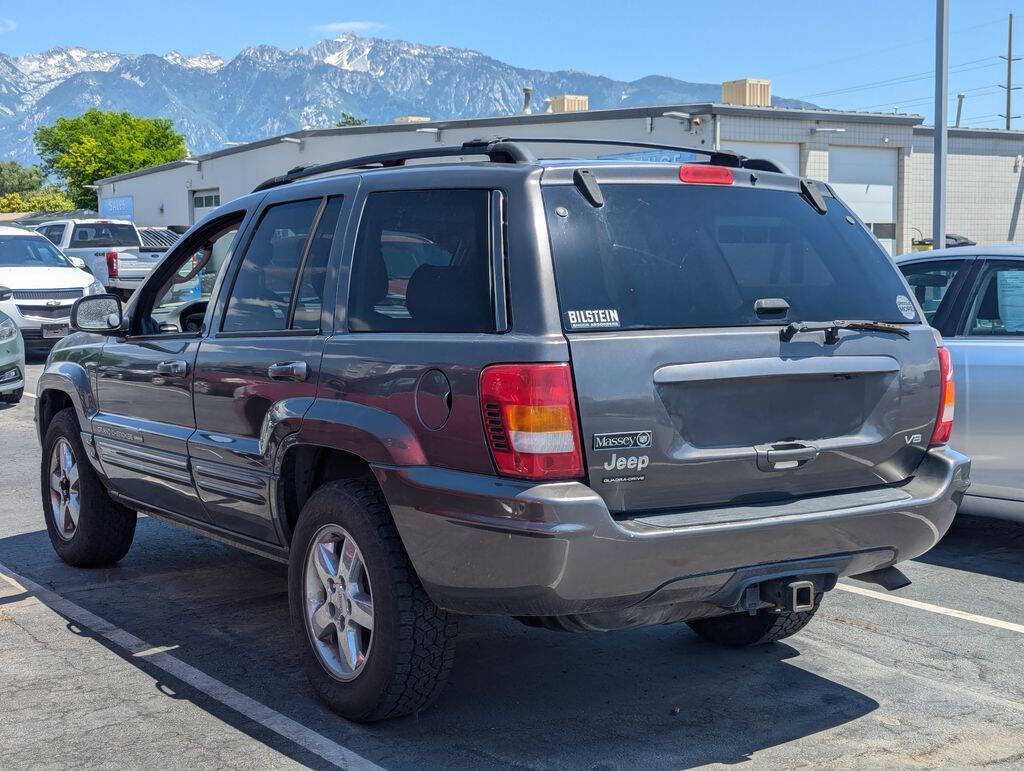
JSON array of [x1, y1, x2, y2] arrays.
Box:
[[288, 478, 458, 722], [687, 594, 822, 647], [40, 408, 137, 566]]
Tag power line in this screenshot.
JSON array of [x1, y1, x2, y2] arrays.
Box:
[[855, 85, 1002, 111], [765, 17, 1005, 80], [800, 57, 1001, 99]]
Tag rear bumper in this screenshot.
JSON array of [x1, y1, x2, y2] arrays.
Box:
[[374, 446, 970, 617]]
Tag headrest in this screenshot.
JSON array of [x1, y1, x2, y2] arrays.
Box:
[[406, 264, 490, 331]]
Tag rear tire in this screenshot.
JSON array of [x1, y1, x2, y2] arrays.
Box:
[[288, 478, 458, 722], [0, 387, 22, 404], [687, 594, 822, 646], [40, 408, 137, 566]]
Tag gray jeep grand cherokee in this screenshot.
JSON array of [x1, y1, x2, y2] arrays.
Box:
[[36, 138, 969, 722]]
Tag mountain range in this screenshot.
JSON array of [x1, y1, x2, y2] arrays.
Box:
[[0, 33, 817, 163]]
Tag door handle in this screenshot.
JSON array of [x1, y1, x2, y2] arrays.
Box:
[[268, 361, 308, 381], [156, 360, 188, 377], [755, 442, 819, 472]]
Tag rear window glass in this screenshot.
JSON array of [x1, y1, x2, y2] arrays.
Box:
[[70, 223, 140, 248], [544, 183, 916, 331], [348, 190, 494, 333]]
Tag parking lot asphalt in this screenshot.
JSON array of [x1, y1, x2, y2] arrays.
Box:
[[3, 362, 1024, 769]]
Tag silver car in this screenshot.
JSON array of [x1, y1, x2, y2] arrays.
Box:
[[897, 246, 1024, 522]]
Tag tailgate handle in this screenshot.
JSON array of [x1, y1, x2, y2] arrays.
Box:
[[756, 442, 818, 472]]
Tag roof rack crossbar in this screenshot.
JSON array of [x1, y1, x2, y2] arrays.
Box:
[[251, 136, 755, 193]]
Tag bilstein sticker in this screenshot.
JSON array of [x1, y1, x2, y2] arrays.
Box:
[[896, 294, 916, 320], [566, 308, 620, 329], [593, 430, 653, 452]]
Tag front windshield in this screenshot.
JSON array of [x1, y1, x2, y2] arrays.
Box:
[[0, 235, 72, 268]]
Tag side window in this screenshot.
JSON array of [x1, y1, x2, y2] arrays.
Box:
[[221, 199, 321, 333], [898, 259, 966, 324], [292, 196, 344, 330], [348, 190, 494, 332], [962, 262, 1024, 336], [147, 221, 241, 334], [40, 225, 64, 245]]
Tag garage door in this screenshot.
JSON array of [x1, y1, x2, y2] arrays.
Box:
[[191, 190, 221, 224], [828, 146, 898, 254], [722, 141, 800, 176]]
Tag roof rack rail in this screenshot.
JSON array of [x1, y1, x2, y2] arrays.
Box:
[[251, 136, 752, 193], [252, 139, 535, 192]]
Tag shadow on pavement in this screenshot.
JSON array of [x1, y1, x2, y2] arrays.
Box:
[[916, 514, 1024, 584], [0, 519, 879, 768]]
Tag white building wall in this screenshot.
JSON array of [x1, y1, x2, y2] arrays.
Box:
[[910, 129, 1024, 245], [99, 115, 721, 227]]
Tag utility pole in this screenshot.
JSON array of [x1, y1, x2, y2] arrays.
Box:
[[955, 92, 965, 127], [1000, 13, 1021, 129], [934, 0, 948, 249]]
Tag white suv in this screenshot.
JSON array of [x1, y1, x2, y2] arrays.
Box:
[[0, 226, 103, 354]]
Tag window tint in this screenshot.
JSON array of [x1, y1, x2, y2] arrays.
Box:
[[70, 223, 140, 248], [963, 262, 1024, 336], [348, 190, 494, 332], [898, 260, 964, 323], [545, 184, 916, 331], [292, 196, 344, 330], [222, 199, 321, 333]]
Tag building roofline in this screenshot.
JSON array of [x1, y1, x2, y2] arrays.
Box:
[[94, 102, 926, 186], [913, 124, 1024, 138]]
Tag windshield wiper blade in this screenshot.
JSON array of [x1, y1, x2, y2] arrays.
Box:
[[780, 319, 911, 344]]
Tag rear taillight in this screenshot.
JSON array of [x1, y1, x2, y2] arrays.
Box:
[[679, 164, 734, 185], [105, 251, 119, 277], [480, 363, 583, 480], [930, 347, 955, 446]]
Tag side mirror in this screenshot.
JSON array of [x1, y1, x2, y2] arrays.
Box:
[[0, 286, 11, 302], [67, 255, 93, 275], [70, 294, 124, 335]]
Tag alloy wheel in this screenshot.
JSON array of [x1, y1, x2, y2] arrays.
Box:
[[48, 438, 80, 541], [303, 524, 375, 681]]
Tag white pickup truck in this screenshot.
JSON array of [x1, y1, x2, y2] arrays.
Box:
[[35, 218, 165, 298]]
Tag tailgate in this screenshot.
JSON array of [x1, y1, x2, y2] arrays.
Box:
[[567, 327, 940, 513], [542, 169, 939, 514], [113, 249, 162, 280]]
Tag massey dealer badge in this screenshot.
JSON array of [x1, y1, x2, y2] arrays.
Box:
[[592, 429, 653, 452]]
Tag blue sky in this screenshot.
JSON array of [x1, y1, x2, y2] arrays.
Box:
[[0, 0, 1022, 126]]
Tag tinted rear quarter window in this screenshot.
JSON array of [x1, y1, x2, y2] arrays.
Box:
[[544, 183, 915, 331], [348, 189, 494, 332]]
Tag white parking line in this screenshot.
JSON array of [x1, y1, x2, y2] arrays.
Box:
[[837, 583, 1024, 634], [0, 561, 381, 770]]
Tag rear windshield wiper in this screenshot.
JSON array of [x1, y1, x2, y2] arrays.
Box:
[[780, 319, 911, 344]]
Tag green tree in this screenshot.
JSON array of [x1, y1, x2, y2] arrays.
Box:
[[34, 109, 186, 209], [0, 192, 25, 213], [335, 112, 368, 127], [0, 161, 45, 196], [23, 186, 75, 212]]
